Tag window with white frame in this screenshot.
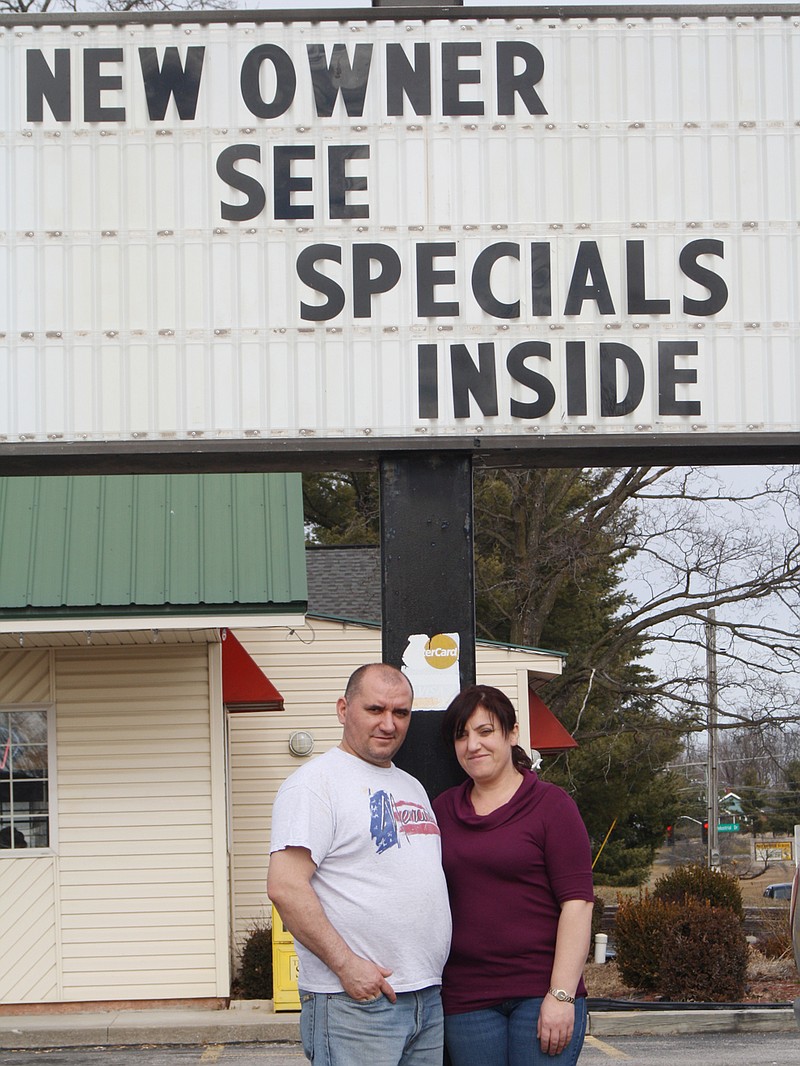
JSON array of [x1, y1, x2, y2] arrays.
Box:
[[0, 708, 50, 851]]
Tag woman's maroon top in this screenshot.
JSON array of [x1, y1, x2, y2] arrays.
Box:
[[433, 770, 594, 1014]]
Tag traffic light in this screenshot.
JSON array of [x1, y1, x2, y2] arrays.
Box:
[[702, 821, 708, 844], [666, 825, 674, 846]]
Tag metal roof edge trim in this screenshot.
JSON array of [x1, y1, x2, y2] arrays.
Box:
[[0, 602, 307, 621], [473, 637, 567, 659], [0, 612, 306, 634], [2, 7, 799, 28], [306, 611, 382, 630]]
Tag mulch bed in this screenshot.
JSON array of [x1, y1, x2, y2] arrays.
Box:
[[584, 957, 800, 1006]]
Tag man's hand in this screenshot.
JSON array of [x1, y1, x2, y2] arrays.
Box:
[[338, 957, 397, 1003], [268, 847, 397, 1003]]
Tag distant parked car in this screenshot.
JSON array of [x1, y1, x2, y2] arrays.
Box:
[[763, 882, 793, 900]]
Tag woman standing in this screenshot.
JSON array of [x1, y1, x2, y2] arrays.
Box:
[[433, 685, 594, 1066]]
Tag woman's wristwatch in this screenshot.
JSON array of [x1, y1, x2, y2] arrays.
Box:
[[548, 988, 575, 1003]]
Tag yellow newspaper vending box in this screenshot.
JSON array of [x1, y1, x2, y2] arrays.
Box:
[[272, 905, 301, 1011]]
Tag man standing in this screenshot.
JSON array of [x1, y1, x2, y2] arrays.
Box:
[[268, 663, 451, 1066]]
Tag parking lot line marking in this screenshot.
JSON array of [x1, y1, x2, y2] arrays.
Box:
[[585, 1034, 632, 1059]]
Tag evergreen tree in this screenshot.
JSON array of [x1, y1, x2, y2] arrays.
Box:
[[303, 472, 380, 546]]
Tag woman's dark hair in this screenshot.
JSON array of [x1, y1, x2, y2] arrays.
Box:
[[442, 684, 533, 772]]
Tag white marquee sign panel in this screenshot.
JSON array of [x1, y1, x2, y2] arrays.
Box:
[[1, 11, 799, 456]]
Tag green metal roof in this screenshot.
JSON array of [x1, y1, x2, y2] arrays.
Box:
[[0, 474, 307, 619]]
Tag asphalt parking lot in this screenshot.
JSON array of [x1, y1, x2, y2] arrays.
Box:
[[2, 1032, 800, 1066]]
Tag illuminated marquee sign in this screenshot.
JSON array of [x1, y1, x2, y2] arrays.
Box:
[[1, 11, 798, 459]]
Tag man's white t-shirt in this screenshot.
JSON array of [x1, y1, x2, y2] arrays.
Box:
[[270, 747, 452, 993]]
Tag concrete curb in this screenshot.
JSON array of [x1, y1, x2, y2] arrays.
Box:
[[588, 1007, 797, 1037], [0, 1003, 797, 1050], [0, 1007, 302, 1050]]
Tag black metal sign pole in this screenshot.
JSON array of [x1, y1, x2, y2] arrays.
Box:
[[371, 0, 471, 799], [380, 452, 474, 798]]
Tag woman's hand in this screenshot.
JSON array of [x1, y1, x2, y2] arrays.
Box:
[[537, 995, 575, 1056]]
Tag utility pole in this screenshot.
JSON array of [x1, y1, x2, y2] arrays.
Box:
[[705, 610, 720, 868]]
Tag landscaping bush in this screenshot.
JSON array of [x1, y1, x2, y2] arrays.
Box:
[[754, 905, 793, 960], [613, 895, 683, 991], [652, 862, 744, 919], [238, 923, 274, 1000], [757, 930, 792, 960], [657, 901, 749, 1001]]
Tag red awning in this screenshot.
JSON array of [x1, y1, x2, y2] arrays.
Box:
[[528, 690, 578, 753], [222, 629, 284, 711]]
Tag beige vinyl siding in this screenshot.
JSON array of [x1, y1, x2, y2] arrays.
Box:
[[54, 644, 228, 1001], [0, 649, 52, 702], [0, 651, 59, 1003], [0, 856, 60, 1002], [227, 619, 562, 950]]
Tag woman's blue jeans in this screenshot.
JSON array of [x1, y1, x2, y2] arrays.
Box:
[[444, 996, 588, 1066]]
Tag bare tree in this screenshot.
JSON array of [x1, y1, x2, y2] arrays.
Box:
[[475, 465, 800, 739], [0, 1, 234, 15]]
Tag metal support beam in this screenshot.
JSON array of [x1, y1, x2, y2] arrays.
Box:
[[380, 453, 474, 798]]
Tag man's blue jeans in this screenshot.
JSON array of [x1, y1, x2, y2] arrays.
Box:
[[444, 996, 588, 1066], [299, 985, 444, 1066]]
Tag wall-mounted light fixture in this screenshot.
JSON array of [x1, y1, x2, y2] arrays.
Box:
[[288, 730, 315, 757]]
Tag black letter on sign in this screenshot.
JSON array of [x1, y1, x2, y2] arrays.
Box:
[[565, 341, 587, 416], [680, 239, 728, 316], [531, 243, 552, 316], [386, 43, 431, 116], [416, 244, 459, 317], [297, 245, 345, 321], [139, 47, 204, 120], [240, 45, 296, 119], [27, 49, 70, 122], [217, 145, 266, 222], [442, 42, 483, 116], [307, 43, 372, 117], [600, 343, 645, 416], [506, 342, 555, 419], [451, 343, 499, 418], [84, 48, 125, 122], [496, 42, 546, 116], [353, 244, 401, 318], [658, 341, 701, 415], [274, 146, 315, 220], [626, 240, 670, 315], [472, 243, 520, 319], [565, 242, 615, 315], [418, 344, 439, 418], [329, 145, 369, 220]]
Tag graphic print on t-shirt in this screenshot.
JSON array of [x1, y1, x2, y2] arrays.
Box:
[[369, 790, 440, 854]]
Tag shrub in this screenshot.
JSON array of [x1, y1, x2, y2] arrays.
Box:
[[657, 901, 749, 1001], [613, 895, 683, 991], [652, 862, 744, 920], [238, 923, 274, 1000], [754, 905, 793, 960], [757, 930, 792, 960]]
